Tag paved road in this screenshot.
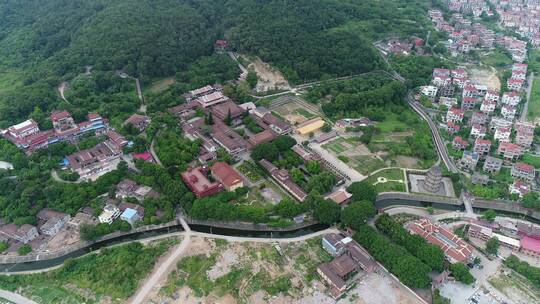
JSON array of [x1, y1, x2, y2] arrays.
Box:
[[149, 135, 163, 167], [0, 290, 38, 304], [129, 217, 192, 304], [521, 72, 535, 122], [406, 92, 459, 173]]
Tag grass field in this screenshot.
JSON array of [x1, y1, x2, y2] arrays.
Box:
[[529, 49, 540, 74], [149, 76, 175, 93], [481, 50, 513, 69], [528, 77, 540, 122], [375, 112, 411, 134], [353, 155, 386, 175], [365, 168, 406, 193]]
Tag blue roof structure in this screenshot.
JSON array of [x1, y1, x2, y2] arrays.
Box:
[[121, 208, 138, 219]]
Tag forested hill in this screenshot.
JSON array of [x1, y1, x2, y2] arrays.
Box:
[[0, 0, 434, 126]]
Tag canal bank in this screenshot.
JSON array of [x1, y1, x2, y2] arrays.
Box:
[[0, 219, 328, 273]]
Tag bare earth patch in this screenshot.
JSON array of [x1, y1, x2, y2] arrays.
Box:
[[469, 67, 501, 91], [247, 57, 291, 92]]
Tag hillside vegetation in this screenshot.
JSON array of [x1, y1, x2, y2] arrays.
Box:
[[0, 0, 435, 127]]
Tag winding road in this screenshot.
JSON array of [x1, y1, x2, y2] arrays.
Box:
[[406, 91, 459, 173]]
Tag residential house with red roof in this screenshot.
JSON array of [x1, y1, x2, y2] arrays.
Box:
[[511, 162, 535, 182]]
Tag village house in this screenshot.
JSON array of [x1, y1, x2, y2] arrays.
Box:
[[0, 224, 39, 244], [67, 212, 98, 231], [181, 166, 224, 198], [451, 68, 468, 79], [459, 150, 480, 170], [501, 105, 517, 120], [2, 112, 108, 154], [489, 117, 513, 131], [483, 156, 503, 174], [36, 209, 70, 237], [210, 162, 244, 192], [494, 127, 511, 143], [512, 63, 528, 73], [462, 84, 478, 98], [446, 107, 465, 123], [98, 204, 121, 225], [498, 142, 523, 162], [470, 124, 486, 138], [471, 173, 489, 185], [501, 91, 521, 106], [421, 85, 438, 97], [453, 77, 468, 88], [480, 100, 497, 114], [318, 234, 376, 299], [123, 114, 151, 132], [515, 121, 535, 150], [473, 138, 491, 156], [484, 90, 500, 103], [106, 130, 129, 148], [116, 179, 159, 202], [440, 97, 458, 108], [453, 136, 469, 150], [461, 96, 477, 110], [511, 162, 536, 182], [509, 180, 531, 198], [446, 121, 461, 134], [470, 112, 488, 125], [439, 85, 455, 98], [507, 78, 524, 91], [433, 74, 452, 87], [468, 221, 520, 251]]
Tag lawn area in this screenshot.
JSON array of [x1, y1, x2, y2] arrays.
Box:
[[374, 112, 411, 134], [148, 76, 175, 93], [365, 168, 406, 193], [0, 239, 178, 303], [522, 153, 540, 169], [528, 77, 540, 122], [322, 137, 349, 153], [529, 49, 540, 74], [481, 50, 513, 69], [353, 155, 386, 175]]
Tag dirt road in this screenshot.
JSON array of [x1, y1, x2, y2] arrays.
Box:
[[128, 217, 191, 304]]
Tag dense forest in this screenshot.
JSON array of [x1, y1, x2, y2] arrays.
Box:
[[0, 0, 436, 127]]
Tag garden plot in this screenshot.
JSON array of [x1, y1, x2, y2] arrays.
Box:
[[322, 137, 386, 175], [271, 101, 318, 125]]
